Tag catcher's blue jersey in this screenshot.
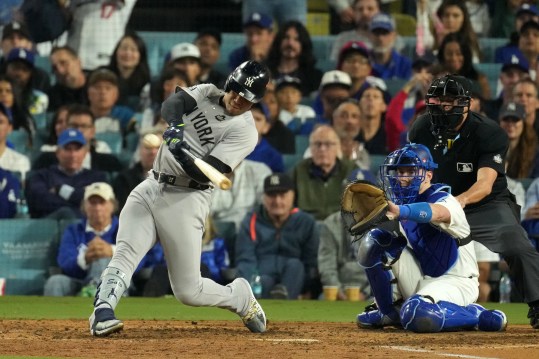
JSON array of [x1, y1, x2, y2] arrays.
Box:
[[401, 184, 459, 277]]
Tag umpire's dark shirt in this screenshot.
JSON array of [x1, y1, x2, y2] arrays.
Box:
[[408, 111, 508, 209]]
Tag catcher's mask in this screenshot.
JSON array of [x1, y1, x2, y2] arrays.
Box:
[[224, 60, 270, 103], [425, 74, 471, 137], [380, 144, 438, 204]]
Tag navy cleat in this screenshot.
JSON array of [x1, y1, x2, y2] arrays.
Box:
[[237, 278, 267, 333], [356, 303, 401, 329], [89, 307, 124, 337]]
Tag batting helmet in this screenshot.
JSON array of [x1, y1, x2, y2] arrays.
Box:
[[380, 144, 438, 204], [224, 60, 270, 103], [425, 74, 471, 135]]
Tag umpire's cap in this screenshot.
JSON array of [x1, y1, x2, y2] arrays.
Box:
[[225, 60, 270, 103]]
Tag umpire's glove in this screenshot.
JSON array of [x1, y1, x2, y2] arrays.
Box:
[[163, 123, 190, 165]]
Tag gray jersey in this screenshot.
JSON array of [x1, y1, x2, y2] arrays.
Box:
[[154, 84, 258, 183]]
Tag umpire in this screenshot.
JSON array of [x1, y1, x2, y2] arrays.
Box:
[[408, 74, 539, 329]]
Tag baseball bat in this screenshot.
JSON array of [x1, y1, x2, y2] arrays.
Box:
[[180, 147, 232, 190]]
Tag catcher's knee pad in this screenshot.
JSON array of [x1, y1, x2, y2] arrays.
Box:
[[400, 295, 444, 333], [357, 229, 405, 268]]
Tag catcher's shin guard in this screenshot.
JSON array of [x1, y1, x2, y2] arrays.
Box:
[[94, 267, 130, 310], [400, 295, 478, 333], [358, 229, 404, 317]]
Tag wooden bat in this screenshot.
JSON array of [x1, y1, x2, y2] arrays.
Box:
[[180, 147, 232, 190]]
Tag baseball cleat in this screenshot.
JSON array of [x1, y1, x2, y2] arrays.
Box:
[[237, 278, 267, 333], [528, 306, 539, 329], [477, 310, 507, 332], [357, 303, 401, 329], [89, 307, 124, 337]]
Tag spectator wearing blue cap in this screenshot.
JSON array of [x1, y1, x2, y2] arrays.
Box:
[[25, 128, 107, 219], [241, 0, 307, 27], [0, 102, 30, 182], [484, 51, 530, 122], [5, 47, 49, 130], [368, 13, 412, 81], [492, 1, 539, 39], [0, 21, 51, 94], [228, 12, 274, 71], [246, 102, 284, 173], [494, 4, 539, 64]]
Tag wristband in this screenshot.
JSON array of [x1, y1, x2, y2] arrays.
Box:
[[398, 202, 432, 223]]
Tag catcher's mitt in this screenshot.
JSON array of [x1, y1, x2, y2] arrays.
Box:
[[341, 180, 393, 238]]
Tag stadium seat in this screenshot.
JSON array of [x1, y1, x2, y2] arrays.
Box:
[[95, 132, 123, 154], [283, 153, 304, 171], [0, 219, 60, 295], [369, 154, 387, 173], [7, 129, 30, 155], [295, 135, 310, 155]]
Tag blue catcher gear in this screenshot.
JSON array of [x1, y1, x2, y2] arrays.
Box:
[[380, 143, 438, 204], [465, 304, 508, 332], [400, 295, 479, 333], [224, 60, 270, 103], [357, 302, 401, 329], [357, 229, 407, 320]]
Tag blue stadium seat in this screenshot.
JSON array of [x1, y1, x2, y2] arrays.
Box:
[[95, 132, 123, 154], [295, 135, 310, 155], [7, 129, 30, 155], [369, 154, 387, 174], [283, 153, 304, 171], [0, 219, 60, 295]]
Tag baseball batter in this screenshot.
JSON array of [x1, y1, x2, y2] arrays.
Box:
[[88, 61, 270, 337], [355, 144, 507, 333]]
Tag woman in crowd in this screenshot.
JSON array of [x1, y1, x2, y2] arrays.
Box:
[[108, 30, 151, 112]]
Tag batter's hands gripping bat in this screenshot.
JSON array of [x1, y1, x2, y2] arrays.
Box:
[[179, 147, 232, 190]]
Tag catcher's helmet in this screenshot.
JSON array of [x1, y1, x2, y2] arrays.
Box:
[[425, 74, 471, 135], [224, 60, 270, 103], [380, 144, 438, 204]]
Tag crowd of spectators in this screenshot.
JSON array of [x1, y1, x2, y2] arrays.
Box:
[[1, 0, 539, 301]]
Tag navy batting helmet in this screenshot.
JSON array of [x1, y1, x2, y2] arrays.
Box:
[[224, 60, 270, 103], [380, 144, 438, 204]]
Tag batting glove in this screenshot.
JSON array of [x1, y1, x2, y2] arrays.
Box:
[[163, 123, 190, 165]]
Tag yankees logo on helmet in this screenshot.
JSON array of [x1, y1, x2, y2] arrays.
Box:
[[244, 77, 254, 87]]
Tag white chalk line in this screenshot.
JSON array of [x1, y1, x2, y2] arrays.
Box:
[[252, 338, 320, 343], [382, 345, 501, 359]]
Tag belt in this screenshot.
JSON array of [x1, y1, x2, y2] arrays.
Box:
[[152, 171, 210, 190]]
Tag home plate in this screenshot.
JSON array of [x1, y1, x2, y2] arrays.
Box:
[[253, 339, 320, 343]]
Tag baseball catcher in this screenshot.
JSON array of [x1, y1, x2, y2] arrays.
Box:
[[348, 144, 507, 333]]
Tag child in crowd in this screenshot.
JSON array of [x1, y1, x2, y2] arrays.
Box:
[[274, 75, 315, 127]]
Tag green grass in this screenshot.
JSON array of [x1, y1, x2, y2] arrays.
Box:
[[0, 296, 531, 324]]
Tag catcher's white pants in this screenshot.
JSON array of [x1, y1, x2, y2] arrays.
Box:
[[391, 247, 479, 305]]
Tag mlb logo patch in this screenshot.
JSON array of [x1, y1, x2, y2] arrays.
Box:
[[457, 162, 473, 172]]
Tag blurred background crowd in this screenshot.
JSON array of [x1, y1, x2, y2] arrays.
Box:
[[1, 0, 538, 303]]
